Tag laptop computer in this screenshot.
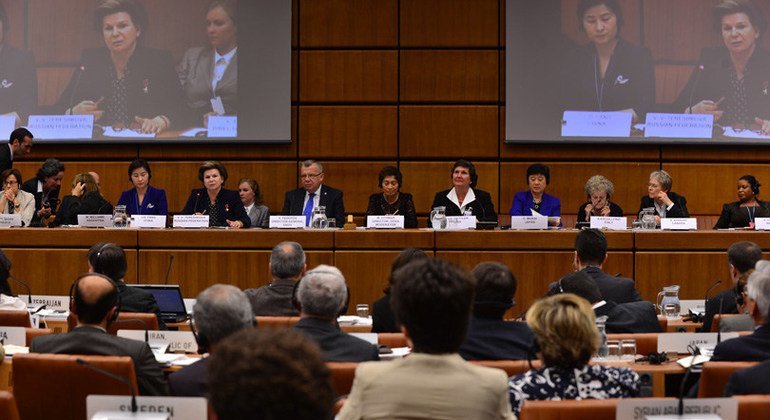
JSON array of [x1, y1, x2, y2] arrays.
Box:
[[128, 284, 188, 323]]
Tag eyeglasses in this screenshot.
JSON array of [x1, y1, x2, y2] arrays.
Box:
[[300, 173, 323, 179], [2, 180, 18, 186]]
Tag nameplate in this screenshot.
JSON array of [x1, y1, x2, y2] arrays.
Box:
[[350, 333, 378, 345], [510, 216, 548, 230], [87, 395, 207, 420], [367, 215, 404, 229], [561, 111, 632, 138], [644, 113, 714, 139], [131, 215, 167, 229], [77, 214, 112, 227], [657, 332, 739, 354], [269, 215, 305, 229], [117, 330, 198, 354], [28, 115, 94, 139], [445, 216, 477, 230], [589, 216, 627, 230], [0, 115, 14, 138], [0, 214, 22, 227], [660, 218, 697, 230], [172, 215, 209, 228], [617, 397, 736, 420], [19, 294, 69, 310], [207, 116, 237, 138], [754, 217, 770, 230], [0, 326, 26, 346]]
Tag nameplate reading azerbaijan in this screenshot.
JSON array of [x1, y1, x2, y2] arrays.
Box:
[[660, 218, 697, 230], [0, 214, 22, 228], [172, 215, 209, 228], [561, 111, 632, 138], [510, 216, 547, 230], [367, 215, 404, 229], [87, 395, 207, 420], [78, 214, 112, 228], [27, 115, 94, 139], [269, 215, 305, 229]]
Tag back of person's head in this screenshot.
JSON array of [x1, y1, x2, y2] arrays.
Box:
[[193, 284, 254, 348], [728, 241, 763, 274], [296, 265, 347, 320], [0, 250, 11, 295], [392, 258, 475, 354], [747, 270, 770, 322], [270, 241, 306, 279], [88, 243, 127, 282], [472, 262, 516, 319], [72, 273, 119, 324], [209, 329, 335, 420], [384, 248, 429, 294], [527, 294, 599, 369], [755, 259, 770, 274], [575, 228, 608, 265], [554, 271, 602, 304], [72, 172, 100, 195]]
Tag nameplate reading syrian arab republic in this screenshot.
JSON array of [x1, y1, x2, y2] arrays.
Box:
[[269, 215, 305, 229], [660, 218, 697, 230], [87, 395, 207, 420], [0, 326, 26, 346], [445, 216, 477, 230], [172, 215, 209, 228], [561, 111, 632, 138], [589, 216, 627, 230], [131, 215, 167, 229], [77, 214, 112, 228], [657, 332, 739, 354], [0, 214, 22, 227], [617, 397, 736, 420], [19, 294, 69, 310], [207, 116, 237, 138], [0, 115, 14, 138], [754, 217, 770, 230], [510, 216, 548, 230], [117, 330, 198, 354], [27, 115, 94, 139], [644, 113, 713, 139], [367, 215, 404, 229]]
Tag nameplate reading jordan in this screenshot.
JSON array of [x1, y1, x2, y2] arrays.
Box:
[[19, 294, 69, 310], [367, 215, 404, 229], [28, 115, 94, 139], [87, 395, 207, 420], [0, 214, 22, 227], [510, 216, 548, 230], [131, 215, 167, 229], [0, 326, 26, 346], [172, 215, 209, 228], [207, 116, 237, 138], [617, 398, 735, 420], [660, 218, 697, 230], [754, 218, 770, 230], [561, 111, 632, 137], [657, 332, 739, 354], [77, 214, 112, 228], [589, 216, 627, 230], [117, 330, 198, 354], [0, 115, 14, 137], [445, 216, 477, 230], [269, 215, 305, 229], [644, 113, 714, 139]]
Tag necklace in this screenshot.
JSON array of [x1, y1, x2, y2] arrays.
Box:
[[746, 204, 757, 225], [594, 57, 605, 111]]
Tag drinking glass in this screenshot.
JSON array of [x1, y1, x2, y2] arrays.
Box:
[[356, 304, 370, 318], [607, 340, 621, 360], [621, 339, 637, 361]]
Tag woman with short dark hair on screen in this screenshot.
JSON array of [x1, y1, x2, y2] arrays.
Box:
[[0, 3, 37, 125], [117, 159, 168, 216], [714, 175, 770, 229]]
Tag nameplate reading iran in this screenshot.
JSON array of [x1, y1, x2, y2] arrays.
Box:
[[617, 398, 736, 420], [207, 116, 237, 138], [589, 216, 627, 230], [117, 330, 198, 353], [367, 215, 404, 229], [28, 115, 94, 139], [269, 215, 305, 229], [172, 215, 209, 228], [660, 218, 697, 230], [644, 113, 713, 139], [131, 215, 167, 229], [657, 332, 739, 354], [20, 294, 69, 310], [0, 214, 22, 227], [510, 216, 548, 230], [0, 115, 14, 138], [87, 395, 207, 420], [561, 111, 632, 137], [0, 327, 26, 346], [78, 214, 112, 228], [445, 216, 477, 230], [754, 217, 770, 230]]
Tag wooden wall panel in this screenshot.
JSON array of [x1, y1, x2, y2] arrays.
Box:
[[635, 252, 729, 303], [501, 141, 659, 160], [400, 0, 499, 47], [1, 0, 26, 48], [561, 0, 641, 46], [299, 51, 398, 103], [27, 0, 98, 65], [319, 161, 396, 214], [662, 146, 770, 163], [300, 0, 397, 47], [400, 162, 499, 215], [655, 64, 695, 106], [299, 106, 397, 159], [643, 0, 722, 61], [140, 0, 209, 61], [400, 51, 498, 102], [37, 67, 76, 108], [335, 251, 399, 313], [399, 106, 498, 158]]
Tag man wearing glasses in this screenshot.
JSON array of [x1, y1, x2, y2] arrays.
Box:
[[0, 127, 33, 173], [282, 159, 345, 227]]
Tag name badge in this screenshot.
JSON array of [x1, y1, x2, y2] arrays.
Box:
[[207, 116, 237, 138], [510, 216, 548, 230], [172, 215, 209, 228], [0, 326, 26, 346], [367, 215, 404, 229], [131, 215, 167, 229], [445, 216, 477, 230], [269, 215, 305, 229], [0, 115, 15, 138], [660, 218, 697, 230], [561, 111, 632, 138], [28, 115, 94, 139], [19, 294, 69, 310], [117, 330, 198, 354], [87, 395, 207, 420], [0, 214, 22, 227], [77, 214, 112, 228], [617, 398, 736, 420], [657, 332, 739, 354], [754, 217, 770, 230], [589, 216, 627, 230], [644, 113, 714, 139]]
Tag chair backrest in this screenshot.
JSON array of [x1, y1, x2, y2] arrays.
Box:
[[0, 310, 31, 327], [340, 324, 372, 333], [606, 333, 659, 356], [710, 314, 749, 333], [327, 362, 358, 396], [44, 318, 69, 333], [470, 359, 542, 377], [255, 316, 300, 329], [0, 361, 11, 391], [378, 332, 408, 348], [0, 390, 20, 420], [736, 395, 770, 418], [25, 328, 54, 346], [13, 353, 138, 420], [519, 398, 619, 420], [698, 361, 759, 398], [68, 312, 160, 334]]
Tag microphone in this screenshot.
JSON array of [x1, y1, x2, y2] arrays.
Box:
[[687, 64, 705, 114], [704, 280, 722, 303], [717, 297, 724, 344], [193, 192, 202, 213], [8, 275, 46, 313], [67, 65, 86, 116], [76, 358, 137, 413], [112, 318, 149, 342], [163, 255, 175, 285]]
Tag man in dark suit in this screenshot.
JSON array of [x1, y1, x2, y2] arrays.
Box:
[[573, 228, 642, 304], [711, 270, 770, 362], [724, 359, 770, 396], [459, 262, 534, 360], [244, 241, 306, 316], [30, 273, 168, 396], [282, 160, 345, 227], [21, 158, 64, 226], [0, 127, 33, 174], [169, 284, 255, 397], [293, 265, 379, 362]]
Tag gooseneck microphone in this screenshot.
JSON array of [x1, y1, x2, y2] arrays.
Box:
[[704, 280, 722, 304], [76, 358, 137, 413], [717, 297, 724, 344], [67, 66, 86, 115], [687, 64, 705, 114], [193, 192, 201, 213], [163, 255, 175, 285], [8, 275, 45, 313]]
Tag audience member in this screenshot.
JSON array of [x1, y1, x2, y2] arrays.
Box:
[[282, 160, 345, 227], [718, 268, 755, 332], [371, 248, 428, 333], [724, 358, 770, 396], [244, 241, 306, 316], [711, 270, 770, 361], [21, 158, 64, 226], [571, 228, 642, 303]]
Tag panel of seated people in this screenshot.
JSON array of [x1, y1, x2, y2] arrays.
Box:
[[634, 252, 730, 303]]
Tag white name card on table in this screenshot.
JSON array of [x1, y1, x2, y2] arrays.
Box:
[[754, 217, 770, 230], [19, 294, 69, 310], [367, 215, 404, 229], [78, 214, 112, 227], [445, 216, 477, 230], [644, 113, 714, 139], [172, 215, 209, 228], [657, 332, 739, 354], [589, 216, 627, 230], [0, 326, 26, 346], [510, 216, 548, 230], [269, 215, 305, 229], [660, 218, 697, 230], [28, 115, 94, 139], [207, 116, 237, 138], [0, 214, 21, 227], [87, 395, 207, 420], [561, 111, 632, 137], [350, 333, 378, 345], [117, 330, 198, 353], [131, 215, 167, 229], [617, 398, 736, 420], [0, 115, 15, 137]]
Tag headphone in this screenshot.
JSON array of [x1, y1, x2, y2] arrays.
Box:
[[69, 272, 121, 324], [91, 243, 111, 277], [637, 351, 668, 365]]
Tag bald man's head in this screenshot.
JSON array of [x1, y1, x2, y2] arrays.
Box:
[[73, 273, 118, 324], [88, 171, 100, 187]]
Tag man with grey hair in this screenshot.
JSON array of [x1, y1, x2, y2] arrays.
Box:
[[637, 170, 689, 222], [711, 270, 770, 362], [281, 159, 345, 227], [244, 241, 306, 316], [168, 284, 255, 397], [293, 265, 379, 362]]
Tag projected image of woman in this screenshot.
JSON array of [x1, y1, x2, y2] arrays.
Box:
[[562, 0, 655, 122], [177, 0, 238, 127], [0, 3, 37, 125], [53, 0, 183, 134], [674, 0, 770, 134]]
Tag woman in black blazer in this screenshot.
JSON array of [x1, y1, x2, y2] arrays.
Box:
[[180, 161, 250, 228], [576, 175, 623, 225], [714, 175, 770, 229], [638, 170, 690, 223], [366, 166, 418, 228], [428, 159, 497, 227]]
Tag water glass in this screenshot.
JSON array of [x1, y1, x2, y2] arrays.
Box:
[[606, 340, 621, 360], [356, 304, 370, 318], [663, 303, 679, 320], [621, 339, 637, 361], [327, 219, 336, 229]]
